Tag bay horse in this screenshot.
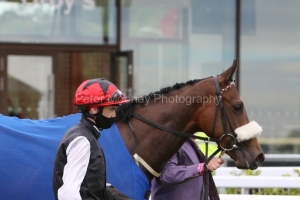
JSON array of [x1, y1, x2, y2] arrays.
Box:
[[0, 60, 264, 200], [116, 59, 265, 184]]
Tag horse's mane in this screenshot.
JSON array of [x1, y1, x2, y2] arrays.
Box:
[[116, 78, 206, 122]]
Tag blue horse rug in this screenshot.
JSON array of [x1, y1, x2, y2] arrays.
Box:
[[0, 114, 150, 200]]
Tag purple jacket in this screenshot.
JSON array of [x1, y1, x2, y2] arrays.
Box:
[[151, 139, 204, 200]]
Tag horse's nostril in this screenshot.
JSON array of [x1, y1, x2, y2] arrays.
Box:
[[255, 153, 265, 165]]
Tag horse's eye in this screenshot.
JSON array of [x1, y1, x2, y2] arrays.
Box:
[[233, 103, 243, 112]]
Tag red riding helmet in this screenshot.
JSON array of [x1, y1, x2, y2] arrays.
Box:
[[73, 78, 129, 111]]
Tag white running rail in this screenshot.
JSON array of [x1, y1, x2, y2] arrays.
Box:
[[215, 166, 300, 197], [215, 166, 300, 177], [215, 176, 300, 188]]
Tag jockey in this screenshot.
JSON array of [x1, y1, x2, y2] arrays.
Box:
[[53, 78, 130, 200]]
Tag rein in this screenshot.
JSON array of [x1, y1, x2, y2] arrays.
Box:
[[131, 113, 220, 143]]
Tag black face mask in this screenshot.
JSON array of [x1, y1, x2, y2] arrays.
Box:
[[95, 107, 116, 129]]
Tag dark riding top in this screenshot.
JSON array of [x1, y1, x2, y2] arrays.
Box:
[[53, 116, 106, 200]]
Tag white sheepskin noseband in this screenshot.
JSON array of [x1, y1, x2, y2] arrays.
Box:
[[235, 121, 262, 142]]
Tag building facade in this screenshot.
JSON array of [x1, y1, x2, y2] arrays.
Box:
[[0, 0, 299, 154]]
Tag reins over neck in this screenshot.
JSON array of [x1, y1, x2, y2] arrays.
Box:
[[131, 113, 220, 142]]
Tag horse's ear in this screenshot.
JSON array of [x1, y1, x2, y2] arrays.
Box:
[[220, 59, 238, 83]]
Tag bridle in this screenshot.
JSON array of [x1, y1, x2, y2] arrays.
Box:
[[208, 75, 238, 158], [129, 75, 242, 200]]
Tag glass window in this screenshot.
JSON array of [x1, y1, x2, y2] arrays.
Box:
[[241, 0, 300, 153], [121, 0, 236, 96], [0, 0, 117, 44], [7, 55, 54, 119]]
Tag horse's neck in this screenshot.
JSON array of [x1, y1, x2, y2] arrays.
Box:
[[117, 120, 186, 181], [118, 110, 199, 180], [118, 86, 209, 180]]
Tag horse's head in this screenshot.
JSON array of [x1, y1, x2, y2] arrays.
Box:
[[116, 60, 264, 180], [195, 60, 265, 169]]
